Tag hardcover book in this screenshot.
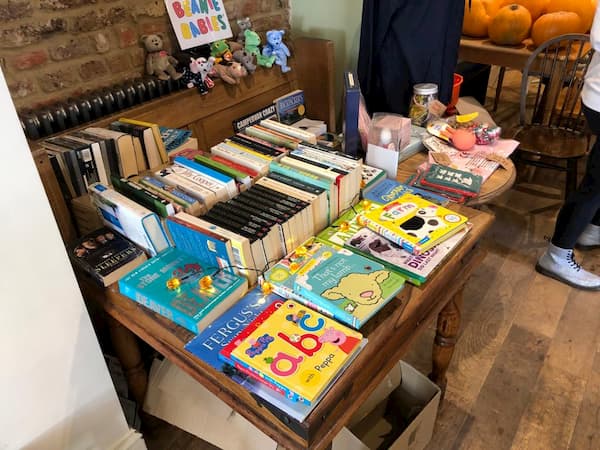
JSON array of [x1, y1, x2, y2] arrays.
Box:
[[362, 178, 449, 207], [183, 288, 317, 422], [359, 193, 468, 255], [316, 201, 378, 249], [342, 71, 361, 158], [273, 90, 306, 125], [118, 248, 248, 334], [263, 237, 405, 329], [68, 227, 147, 287], [345, 225, 471, 286], [227, 299, 365, 405]]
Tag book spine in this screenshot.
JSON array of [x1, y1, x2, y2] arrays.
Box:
[[231, 361, 287, 397], [155, 169, 216, 208], [118, 282, 198, 333], [174, 155, 237, 197], [112, 176, 175, 218], [244, 126, 298, 150], [210, 144, 268, 175], [211, 154, 259, 178], [293, 285, 359, 329], [169, 165, 229, 203], [360, 215, 417, 254], [260, 119, 317, 144], [194, 155, 252, 189]]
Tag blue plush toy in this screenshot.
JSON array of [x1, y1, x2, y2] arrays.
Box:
[[262, 29, 291, 73]]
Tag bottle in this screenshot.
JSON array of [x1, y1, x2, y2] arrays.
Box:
[[409, 83, 438, 127]]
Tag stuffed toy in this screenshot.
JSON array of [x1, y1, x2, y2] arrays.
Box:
[[244, 30, 275, 68], [211, 62, 247, 85], [181, 56, 215, 94], [141, 34, 182, 81], [210, 40, 233, 64], [233, 49, 256, 74], [263, 29, 291, 73], [236, 17, 253, 43]]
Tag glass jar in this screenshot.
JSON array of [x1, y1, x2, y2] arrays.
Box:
[[409, 83, 438, 126]]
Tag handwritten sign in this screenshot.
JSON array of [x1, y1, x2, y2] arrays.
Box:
[[164, 0, 233, 50]]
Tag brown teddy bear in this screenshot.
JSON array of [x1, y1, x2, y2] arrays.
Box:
[[211, 62, 247, 85], [141, 34, 182, 81]]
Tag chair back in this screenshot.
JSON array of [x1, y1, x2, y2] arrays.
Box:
[[519, 33, 594, 132]]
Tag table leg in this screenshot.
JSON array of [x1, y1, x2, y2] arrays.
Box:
[[429, 286, 464, 393], [108, 316, 148, 405]]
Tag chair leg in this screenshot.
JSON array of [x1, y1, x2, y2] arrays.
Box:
[[565, 158, 578, 199], [493, 66, 506, 112]]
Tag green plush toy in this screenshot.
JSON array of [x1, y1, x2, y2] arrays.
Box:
[[244, 30, 275, 68]]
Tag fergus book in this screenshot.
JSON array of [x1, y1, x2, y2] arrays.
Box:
[[68, 227, 146, 287], [228, 300, 365, 405], [118, 248, 247, 334]]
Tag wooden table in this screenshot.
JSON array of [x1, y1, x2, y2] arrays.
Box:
[[80, 204, 494, 450], [396, 151, 517, 207], [459, 36, 535, 70]]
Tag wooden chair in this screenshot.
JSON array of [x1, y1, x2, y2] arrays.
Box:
[[510, 33, 594, 198]]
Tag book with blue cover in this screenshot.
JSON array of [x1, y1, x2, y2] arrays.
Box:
[[363, 178, 449, 207], [263, 237, 405, 329], [118, 247, 247, 334], [173, 155, 237, 199], [183, 288, 317, 422], [273, 90, 306, 125], [165, 215, 236, 274]]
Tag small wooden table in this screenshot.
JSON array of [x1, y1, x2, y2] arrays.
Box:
[[459, 36, 534, 70], [81, 205, 494, 449], [396, 151, 517, 206]]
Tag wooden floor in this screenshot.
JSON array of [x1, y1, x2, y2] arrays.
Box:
[[143, 69, 600, 450]]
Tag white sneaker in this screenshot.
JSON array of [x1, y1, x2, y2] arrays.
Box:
[[536, 243, 600, 290], [576, 224, 600, 249]]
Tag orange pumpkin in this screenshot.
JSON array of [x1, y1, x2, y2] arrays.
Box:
[[489, 4, 533, 45], [463, 0, 501, 37], [531, 11, 582, 46], [545, 0, 597, 32], [500, 0, 549, 21]]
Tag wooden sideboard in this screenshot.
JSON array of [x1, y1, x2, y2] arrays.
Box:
[[29, 38, 336, 245]]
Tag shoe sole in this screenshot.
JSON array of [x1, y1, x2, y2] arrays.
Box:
[[575, 243, 600, 250], [535, 263, 600, 291]]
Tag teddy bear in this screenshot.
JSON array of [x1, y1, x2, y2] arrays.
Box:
[[244, 30, 275, 68], [181, 56, 215, 94], [211, 61, 247, 85], [262, 29, 291, 73], [141, 34, 182, 81], [233, 49, 256, 74]]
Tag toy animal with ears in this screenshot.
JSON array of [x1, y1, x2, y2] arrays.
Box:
[[181, 56, 215, 94], [211, 62, 247, 85]]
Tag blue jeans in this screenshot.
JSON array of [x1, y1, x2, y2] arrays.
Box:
[[552, 103, 600, 249]]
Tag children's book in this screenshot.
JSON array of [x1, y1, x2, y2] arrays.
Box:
[[359, 193, 468, 255], [184, 288, 316, 422], [362, 178, 449, 207], [360, 163, 386, 193], [118, 248, 248, 334], [344, 225, 471, 286], [316, 201, 378, 249], [263, 237, 405, 329], [67, 227, 147, 287], [226, 300, 365, 405]]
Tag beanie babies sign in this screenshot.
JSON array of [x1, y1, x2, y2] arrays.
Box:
[[164, 0, 232, 50]]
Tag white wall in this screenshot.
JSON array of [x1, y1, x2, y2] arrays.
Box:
[[0, 70, 137, 449], [291, 0, 363, 127]]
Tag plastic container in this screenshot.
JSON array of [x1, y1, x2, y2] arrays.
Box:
[[448, 73, 464, 109], [409, 83, 438, 126]]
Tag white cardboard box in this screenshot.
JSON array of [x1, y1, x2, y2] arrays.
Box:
[[348, 361, 441, 450]]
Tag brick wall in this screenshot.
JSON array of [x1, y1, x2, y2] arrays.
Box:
[[0, 0, 291, 111]]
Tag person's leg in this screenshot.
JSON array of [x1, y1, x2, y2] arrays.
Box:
[[536, 103, 600, 290]]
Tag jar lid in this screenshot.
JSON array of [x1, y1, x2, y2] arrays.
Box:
[[414, 83, 438, 95]]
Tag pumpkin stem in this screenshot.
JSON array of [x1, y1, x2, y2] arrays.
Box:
[[510, 4, 519, 10]]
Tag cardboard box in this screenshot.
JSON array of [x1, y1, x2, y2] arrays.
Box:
[[349, 361, 441, 450]]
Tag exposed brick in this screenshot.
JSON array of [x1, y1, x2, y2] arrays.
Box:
[[8, 78, 35, 98], [117, 25, 137, 48], [12, 50, 48, 70], [39, 0, 97, 10], [105, 53, 130, 73], [38, 68, 78, 92], [0, 0, 33, 20], [69, 7, 129, 33], [134, 0, 166, 18], [49, 37, 94, 61], [240, 0, 258, 17], [94, 32, 110, 53], [79, 59, 108, 80], [139, 20, 169, 36], [252, 15, 289, 32], [130, 47, 145, 67], [0, 19, 67, 48]]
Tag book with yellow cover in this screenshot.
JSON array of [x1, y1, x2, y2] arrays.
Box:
[[359, 193, 468, 255], [228, 300, 365, 405]]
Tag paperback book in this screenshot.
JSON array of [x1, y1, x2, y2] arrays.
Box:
[[68, 227, 147, 287], [359, 193, 468, 255], [118, 248, 247, 334], [273, 90, 305, 125], [225, 299, 365, 405]]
